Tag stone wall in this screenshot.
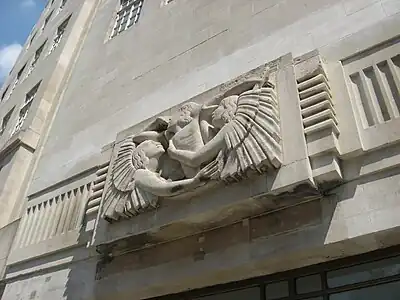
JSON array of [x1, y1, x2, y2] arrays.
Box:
[[29, 0, 399, 195]]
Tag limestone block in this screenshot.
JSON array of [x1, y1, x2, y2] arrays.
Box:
[[382, 0, 400, 16], [91, 169, 400, 300], [0, 221, 19, 279], [2, 256, 97, 300], [0, 145, 34, 229]]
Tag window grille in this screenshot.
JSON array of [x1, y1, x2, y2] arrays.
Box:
[[12, 83, 40, 135], [28, 31, 37, 49], [0, 108, 14, 136], [110, 0, 144, 38], [1, 85, 10, 103], [42, 11, 54, 32], [26, 41, 46, 78], [58, 0, 68, 14], [8, 64, 27, 100], [48, 16, 71, 55]]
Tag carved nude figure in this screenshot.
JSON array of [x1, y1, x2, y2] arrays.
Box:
[[102, 139, 217, 221], [132, 102, 218, 179], [102, 71, 283, 220], [167, 82, 282, 181]]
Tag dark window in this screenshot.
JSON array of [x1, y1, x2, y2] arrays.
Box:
[[152, 247, 400, 300]]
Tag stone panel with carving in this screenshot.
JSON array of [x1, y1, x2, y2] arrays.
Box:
[[102, 71, 282, 221]]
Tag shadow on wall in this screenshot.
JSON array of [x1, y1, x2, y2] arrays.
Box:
[[0, 283, 4, 299], [2, 153, 400, 299], [1, 212, 98, 299], [88, 164, 400, 300]]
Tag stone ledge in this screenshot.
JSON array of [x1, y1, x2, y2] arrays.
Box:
[[94, 178, 320, 257], [94, 201, 400, 300], [0, 129, 37, 160], [96, 199, 323, 279], [5, 245, 97, 281], [7, 229, 86, 266]]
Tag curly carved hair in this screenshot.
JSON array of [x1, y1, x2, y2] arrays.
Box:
[[176, 102, 200, 128], [218, 95, 238, 123], [131, 145, 150, 170]]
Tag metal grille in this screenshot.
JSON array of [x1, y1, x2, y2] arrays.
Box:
[[0, 108, 14, 136], [7, 64, 26, 100], [26, 41, 46, 78], [12, 82, 40, 135], [59, 0, 67, 13], [48, 16, 71, 55], [41, 10, 53, 32], [110, 0, 144, 38]]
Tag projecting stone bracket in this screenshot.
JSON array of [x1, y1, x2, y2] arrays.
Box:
[[295, 51, 343, 186]]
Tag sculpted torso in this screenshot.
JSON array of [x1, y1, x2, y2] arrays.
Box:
[[167, 102, 216, 178]]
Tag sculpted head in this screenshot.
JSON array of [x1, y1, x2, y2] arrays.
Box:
[[133, 140, 165, 170], [167, 102, 202, 135], [212, 95, 238, 129]]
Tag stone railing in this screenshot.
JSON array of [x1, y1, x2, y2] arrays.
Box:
[[11, 183, 92, 258]]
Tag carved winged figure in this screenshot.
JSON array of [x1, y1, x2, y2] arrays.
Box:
[[102, 71, 282, 221], [102, 139, 217, 221], [168, 80, 282, 182]]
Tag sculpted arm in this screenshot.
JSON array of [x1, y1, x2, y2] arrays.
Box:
[[135, 169, 202, 197], [132, 131, 164, 143], [168, 128, 226, 168]]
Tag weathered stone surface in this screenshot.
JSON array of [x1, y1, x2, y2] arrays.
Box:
[[92, 170, 400, 299]]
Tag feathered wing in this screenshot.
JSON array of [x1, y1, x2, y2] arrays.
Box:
[[101, 137, 154, 221], [221, 87, 282, 181]]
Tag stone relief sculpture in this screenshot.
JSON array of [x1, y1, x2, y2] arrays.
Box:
[[168, 83, 282, 181], [102, 72, 283, 221], [102, 139, 218, 220]]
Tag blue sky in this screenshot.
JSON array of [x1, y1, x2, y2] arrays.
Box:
[[0, 0, 46, 85]]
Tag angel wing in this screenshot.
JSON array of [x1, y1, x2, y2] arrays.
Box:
[[220, 87, 282, 181], [101, 137, 157, 221]]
